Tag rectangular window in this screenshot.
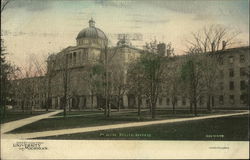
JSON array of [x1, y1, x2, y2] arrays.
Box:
[[240, 95, 247, 104], [73, 52, 76, 64], [229, 95, 235, 104], [240, 80, 246, 90], [166, 98, 170, 105], [69, 53, 73, 64], [199, 97, 204, 105], [218, 57, 223, 65], [240, 67, 246, 76], [229, 56, 234, 64], [240, 55, 245, 63], [229, 81, 234, 90], [219, 82, 224, 90], [229, 68, 234, 77], [182, 97, 186, 106], [159, 98, 162, 105], [219, 70, 224, 79], [219, 95, 224, 105]]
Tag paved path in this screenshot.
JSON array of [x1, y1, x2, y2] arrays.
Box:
[[47, 110, 144, 119], [2, 110, 249, 139], [1, 110, 62, 134]]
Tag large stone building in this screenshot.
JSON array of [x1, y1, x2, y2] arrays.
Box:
[[46, 18, 142, 110], [12, 19, 249, 110]]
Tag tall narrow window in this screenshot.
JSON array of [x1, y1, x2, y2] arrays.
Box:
[[70, 53, 73, 64], [229, 81, 234, 90], [219, 95, 224, 105], [229, 68, 234, 77], [159, 98, 162, 105], [240, 95, 247, 104], [73, 52, 76, 64], [240, 55, 245, 63], [219, 82, 224, 90], [240, 67, 246, 76], [229, 95, 235, 104], [218, 57, 223, 65], [199, 97, 204, 105], [182, 97, 186, 105], [166, 98, 170, 105], [219, 70, 224, 78], [229, 56, 234, 64], [240, 80, 246, 90]]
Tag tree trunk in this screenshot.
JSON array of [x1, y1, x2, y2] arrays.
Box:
[[63, 97, 66, 118], [207, 95, 211, 111], [1, 76, 7, 120], [91, 94, 93, 111], [30, 105, 33, 115], [137, 96, 141, 119], [47, 76, 51, 112], [172, 101, 176, 114], [117, 97, 120, 112], [151, 99, 156, 119], [194, 99, 197, 116], [189, 101, 193, 113], [69, 99, 71, 112], [107, 100, 111, 117]]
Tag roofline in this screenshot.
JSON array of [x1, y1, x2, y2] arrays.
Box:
[[208, 46, 249, 55]]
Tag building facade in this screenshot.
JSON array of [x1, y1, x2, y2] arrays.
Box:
[[12, 19, 250, 110]]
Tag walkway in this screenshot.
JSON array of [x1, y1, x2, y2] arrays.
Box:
[[1, 110, 62, 134], [47, 110, 146, 119], [1, 110, 248, 139]]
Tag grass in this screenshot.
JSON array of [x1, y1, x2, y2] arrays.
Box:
[[0, 111, 50, 124], [8, 109, 242, 134], [54, 111, 103, 116], [40, 114, 249, 141]]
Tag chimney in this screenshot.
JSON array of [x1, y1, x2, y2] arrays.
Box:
[[222, 41, 226, 50], [157, 43, 166, 56], [211, 42, 215, 52]]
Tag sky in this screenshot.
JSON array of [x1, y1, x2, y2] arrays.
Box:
[[1, 0, 249, 67]]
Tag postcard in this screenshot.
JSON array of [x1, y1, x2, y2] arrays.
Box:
[[1, 0, 249, 159]]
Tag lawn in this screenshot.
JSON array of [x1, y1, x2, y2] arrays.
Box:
[[40, 114, 249, 141], [53, 110, 103, 116], [0, 111, 50, 124], [8, 109, 242, 134]]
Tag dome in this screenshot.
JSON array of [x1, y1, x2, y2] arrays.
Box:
[[76, 18, 107, 40]]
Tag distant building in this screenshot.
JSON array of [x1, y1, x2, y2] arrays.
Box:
[[11, 19, 250, 110]]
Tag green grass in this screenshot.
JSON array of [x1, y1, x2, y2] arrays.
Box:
[[54, 111, 103, 116], [8, 109, 241, 134], [0, 111, 50, 124], [40, 115, 249, 141]]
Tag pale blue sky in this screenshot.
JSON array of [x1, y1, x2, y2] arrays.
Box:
[[1, 0, 249, 66]]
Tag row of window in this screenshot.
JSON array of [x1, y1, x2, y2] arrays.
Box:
[[218, 54, 246, 65], [67, 49, 88, 65], [219, 80, 247, 90], [157, 94, 248, 106], [220, 67, 247, 78], [77, 39, 105, 46], [219, 94, 248, 105]]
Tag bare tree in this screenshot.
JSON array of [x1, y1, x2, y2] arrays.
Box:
[[181, 48, 206, 116], [1, 0, 11, 13], [136, 41, 167, 119], [11, 54, 46, 114], [185, 24, 240, 112], [101, 45, 119, 117], [60, 51, 70, 117], [110, 65, 127, 112], [127, 61, 145, 119], [186, 24, 240, 53], [162, 57, 182, 114], [82, 64, 104, 110]]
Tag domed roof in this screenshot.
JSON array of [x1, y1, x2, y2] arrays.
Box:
[[76, 18, 107, 40]]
